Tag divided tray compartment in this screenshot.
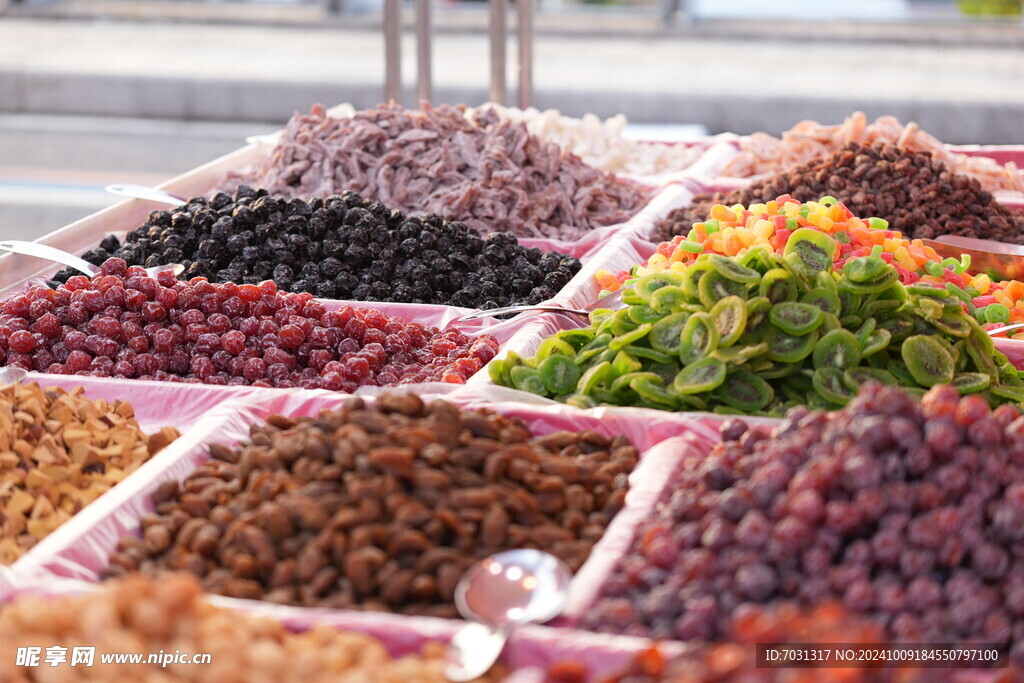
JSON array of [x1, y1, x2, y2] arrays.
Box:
[[1, 390, 723, 679]]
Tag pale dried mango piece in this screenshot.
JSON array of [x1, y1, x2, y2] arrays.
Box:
[[26, 515, 61, 539], [29, 494, 54, 519], [0, 452, 19, 468], [25, 468, 53, 491], [6, 487, 35, 515]]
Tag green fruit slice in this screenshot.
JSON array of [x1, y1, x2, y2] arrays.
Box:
[[854, 318, 877, 347], [611, 350, 643, 377], [861, 299, 903, 318], [951, 372, 991, 394], [801, 287, 842, 316], [577, 333, 613, 363], [673, 357, 727, 395], [759, 268, 797, 304], [679, 313, 720, 364], [715, 370, 774, 412], [578, 361, 612, 394], [711, 343, 767, 365], [649, 313, 689, 354], [682, 261, 714, 300], [886, 358, 918, 386], [989, 384, 1024, 402], [608, 323, 653, 351], [769, 302, 823, 336], [931, 314, 971, 339], [877, 315, 915, 344], [649, 285, 687, 313], [820, 312, 841, 332], [623, 345, 674, 364], [965, 320, 999, 381], [536, 337, 575, 360], [510, 366, 548, 395], [554, 328, 595, 350], [765, 327, 817, 363], [627, 304, 664, 325], [839, 268, 899, 294], [842, 367, 899, 391], [631, 377, 680, 409], [901, 334, 955, 387], [815, 270, 839, 292], [837, 288, 861, 316], [565, 394, 597, 409], [915, 298, 945, 321], [698, 270, 748, 309], [759, 361, 799, 379], [488, 358, 511, 386], [906, 282, 947, 298], [861, 329, 892, 357], [738, 246, 773, 273], [813, 329, 862, 370], [611, 371, 661, 393], [539, 355, 582, 395], [634, 271, 685, 302], [710, 296, 748, 348], [740, 297, 772, 343], [842, 255, 887, 283], [812, 367, 856, 406], [783, 228, 837, 279], [709, 254, 760, 284]]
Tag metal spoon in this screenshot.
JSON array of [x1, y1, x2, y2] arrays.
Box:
[[245, 132, 281, 146], [105, 184, 187, 207], [454, 289, 626, 324], [445, 549, 572, 682], [987, 323, 1024, 337], [0, 241, 184, 279]]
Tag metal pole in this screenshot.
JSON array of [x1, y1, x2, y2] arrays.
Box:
[[384, 0, 402, 103], [488, 0, 507, 104], [415, 0, 432, 103], [517, 0, 533, 108]]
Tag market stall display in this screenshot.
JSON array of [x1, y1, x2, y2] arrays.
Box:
[[490, 205, 1024, 414], [0, 382, 179, 563], [6, 100, 1024, 682], [659, 142, 1024, 243], [225, 103, 651, 241], [0, 573, 502, 682], [722, 111, 1024, 195], [0, 262, 499, 387], [580, 382, 1024, 666], [49, 188, 581, 309]]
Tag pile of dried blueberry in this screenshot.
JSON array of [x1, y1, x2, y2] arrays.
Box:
[[54, 187, 581, 309]]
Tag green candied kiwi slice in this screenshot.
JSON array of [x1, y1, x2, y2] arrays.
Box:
[[578, 361, 613, 394], [627, 304, 663, 325], [812, 367, 856, 405], [708, 254, 761, 284], [861, 329, 892, 357], [644, 359, 680, 384], [611, 350, 643, 377], [854, 318, 877, 346], [539, 354, 582, 395], [800, 287, 842, 316], [878, 281, 909, 302], [565, 394, 597, 409], [510, 366, 548, 396], [820, 312, 842, 332], [631, 376, 681, 408], [842, 255, 887, 283], [759, 361, 799, 379], [877, 315, 915, 344], [553, 328, 596, 351], [813, 329, 862, 370], [715, 370, 775, 411], [769, 302, 823, 336], [588, 307, 616, 326], [999, 362, 1023, 387], [711, 343, 768, 365], [906, 282, 948, 298], [951, 372, 991, 394], [682, 261, 715, 300], [930, 313, 971, 338], [953, 340, 970, 373], [738, 245, 773, 273], [886, 358, 919, 386], [649, 312, 689, 354], [535, 337, 576, 360], [611, 370, 662, 393], [914, 298, 945, 321], [815, 270, 840, 292], [759, 269, 798, 304], [842, 367, 899, 392], [608, 323, 653, 351], [620, 289, 646, 306], [901, 334, 955, 387], [488, 358, 511, 385], [861, 299, 903, 318], [698, 270, 748, 309], [837, 288, 861, 316], [649, 285, 688, 313], [840, 314, 863, 328], [965, 319, 999, 380], [710, 296, 748, 348], [740, 297, 772, 342], [783, 228, 837, 279], [609, 309, 639, 336], [624, 345, 674, 364], [577, 333, 614, 363], [765, 326, 817, 363], [839, 268, 899, 294], [679, 313, 720, 364], [634, 271, 686, 303], [673, 357, 727, 395], [989, 384, 1024, 402]]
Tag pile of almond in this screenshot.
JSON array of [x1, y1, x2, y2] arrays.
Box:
[[0, 383, 179, 563]]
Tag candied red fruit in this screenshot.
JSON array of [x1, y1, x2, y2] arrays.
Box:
[[1, 258, 494, 389]]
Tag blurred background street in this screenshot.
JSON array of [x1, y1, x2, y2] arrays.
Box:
[[0, 0, 1022, 239]]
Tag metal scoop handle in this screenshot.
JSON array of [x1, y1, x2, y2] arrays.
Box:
[[105, 184, 187, 207], [0, 240, 99, 277]]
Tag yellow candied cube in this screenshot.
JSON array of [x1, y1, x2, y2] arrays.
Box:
[[995, 290, 1013, 307], [766, 200, 778, 214], [749, 203, 768, 214], [819, 216, 834, 231], [783, 202, 801, 216], [670, 261, 687, 273], [649, 253, 668, 267], [974, 274, 991, 295], [753, 220, 773, 240]]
